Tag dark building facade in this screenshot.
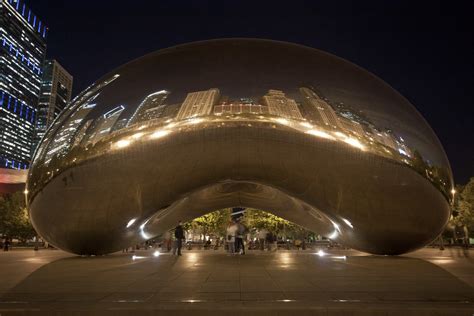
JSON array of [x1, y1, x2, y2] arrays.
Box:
[[0, 0, 47, 170], [35, 59, 73, 148]]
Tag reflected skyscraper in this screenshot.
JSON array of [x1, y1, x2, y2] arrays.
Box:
[[0, 0, 47, 170], [43, 99, 97, 161], [35, 60, 73, 148], [338, 117, 365, 137], [86, 105, 125, 145], [128, 90, 169, 126], [214, 98, 269, 115], [262, 90, 303, 120], [176, 88, 220, 120], [300, 87, 341, 128]]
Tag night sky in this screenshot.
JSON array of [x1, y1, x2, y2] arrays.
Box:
[[29, 0, 473, 183]]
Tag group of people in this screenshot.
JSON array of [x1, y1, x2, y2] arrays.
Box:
[[159, 220, 280, 256]]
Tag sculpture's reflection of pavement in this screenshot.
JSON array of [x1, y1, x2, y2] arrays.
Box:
[[0, 248, 472, 315]]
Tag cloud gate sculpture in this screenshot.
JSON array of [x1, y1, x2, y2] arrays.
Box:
[[27, 39, 453, 255]]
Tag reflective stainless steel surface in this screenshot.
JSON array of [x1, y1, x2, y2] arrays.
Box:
[[27, 39, 453, 255]]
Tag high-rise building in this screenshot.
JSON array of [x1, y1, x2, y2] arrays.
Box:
[[214, 98, 269, 115], [86, 105, 125, 145], [338, 117, 365, 137], [261, 89, 303, 120], [35, 60, 73, 148], [160, 103, 181, 120], [0, 0, 47, 170], [128, 90, 169, 126], [176, 88, 219, 120], [299, 87, 341, 129], [43, 99, 97, 162]]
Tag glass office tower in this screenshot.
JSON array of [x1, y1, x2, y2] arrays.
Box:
[[0, 0, 47, 170], [35, 59, 73, 148]]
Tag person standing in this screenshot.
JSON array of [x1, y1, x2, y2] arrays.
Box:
[[226, 221, 237, 254], [257, 228, 268, 251], [163, 230, 172, 252], [235, 221, 247, 255], [3, 237, 10, 251], [265, 231, 274, 251], [173, 221, 185, 256]]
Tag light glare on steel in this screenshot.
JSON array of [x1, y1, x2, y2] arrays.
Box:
[[342, 218, 354, 228], [114, 139, 131, 149], [126, 218, 137, 228], [150, 130, 171, 139], [306, 129, 336, 140]]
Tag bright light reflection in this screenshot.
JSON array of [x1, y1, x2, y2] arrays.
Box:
[[274, 118, 289, 125], [430, 259, 454, 265], [131, 132, 144, 139], [306, 129, 335, 140], [332, 256, 347, 260], [187, 253, 198, 262], [164, 122, 177, 129], [188, 117, 204, 125], [316, 250, 326, 257], [344, 138, 365, 150], [342, 218, 353, 228], [328, 230, 338, 239], [150, 130, 171, 139], [299, 122, 313, 128], [132, 255, 146, 260], [153, 250, 160, 257], [139, 219, 152, 239], [126, 218, 137, 228], [114, 139, 131, 149]]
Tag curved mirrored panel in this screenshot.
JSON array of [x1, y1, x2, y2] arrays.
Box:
[[27, 39, 452, 255]]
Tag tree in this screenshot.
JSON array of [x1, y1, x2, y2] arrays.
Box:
[[243, 209, 311, 240], [451, 177, 474, 244], [186, 209, 231, 239], [0, 191, 36, 241]]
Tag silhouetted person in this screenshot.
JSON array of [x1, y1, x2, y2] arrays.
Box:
[[265, 232, 274, 251], [173, 221, 185, 256], [3, 237, 10, 251]]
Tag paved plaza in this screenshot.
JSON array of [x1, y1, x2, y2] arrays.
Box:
[[0, 247, 472, 315]]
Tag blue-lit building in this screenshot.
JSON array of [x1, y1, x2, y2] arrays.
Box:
[[0, 0, 47, 171]]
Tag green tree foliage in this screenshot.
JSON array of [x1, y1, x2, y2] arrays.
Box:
[[0, 191, 36, 240], [452, 177, 474, 238], [186, 209, 231, 238], [243, 209, 310, 239]]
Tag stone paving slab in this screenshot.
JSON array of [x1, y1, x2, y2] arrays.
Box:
[[0, 248, 472, 315]]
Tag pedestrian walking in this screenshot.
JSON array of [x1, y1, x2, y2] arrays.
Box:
[[173, 221, 185, 256]]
